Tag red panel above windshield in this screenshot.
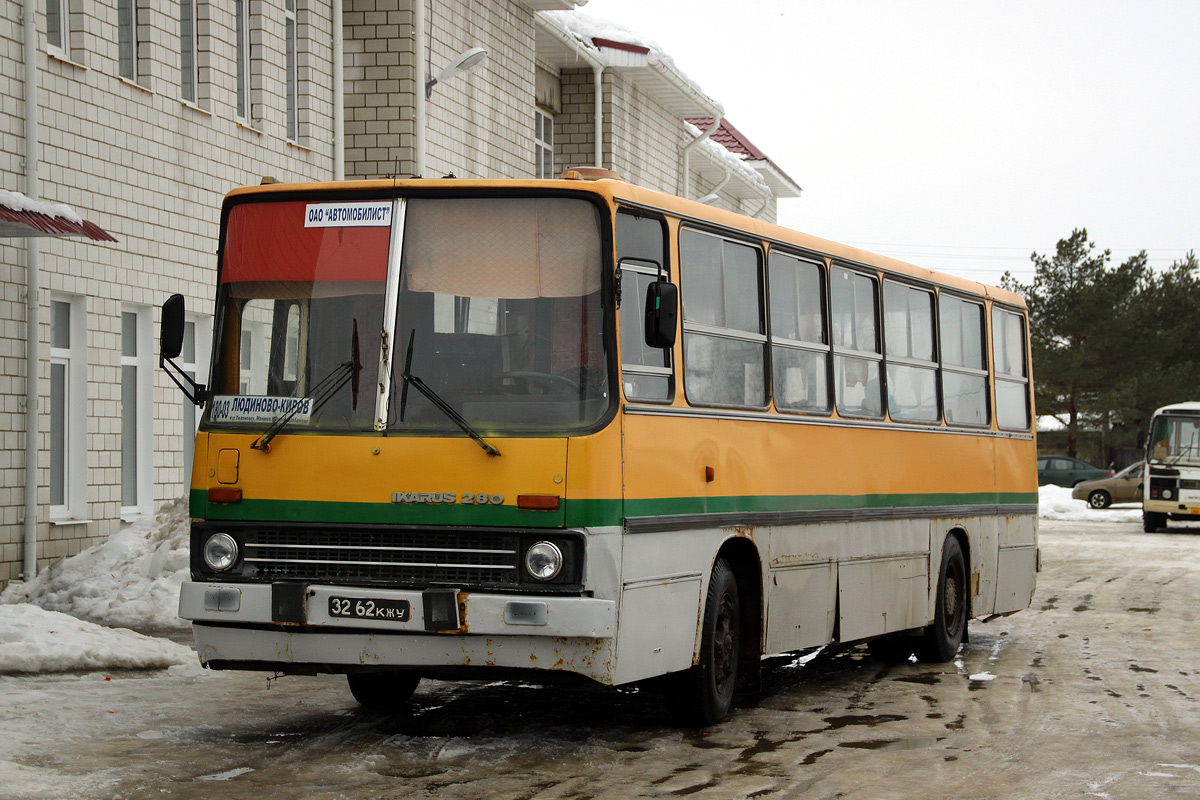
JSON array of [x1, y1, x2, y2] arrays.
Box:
[[221, 200, 392, 284]]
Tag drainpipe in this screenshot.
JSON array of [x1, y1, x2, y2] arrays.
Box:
[[413, 0, 427, 177], [22, 0, 40, 579], [682, 112, 722, 200], [333, 0, 344, 179], [591, 64, 603, 168]]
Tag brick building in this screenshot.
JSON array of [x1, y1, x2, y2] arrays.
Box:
[[0, 0, 800, 587]]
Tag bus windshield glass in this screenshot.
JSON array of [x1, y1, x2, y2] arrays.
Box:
[[1150, 414, 1200, 465], [389, 197, 609, 434], [205, 195, 611, 436]]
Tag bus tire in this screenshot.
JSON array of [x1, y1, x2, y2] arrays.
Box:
[[1143, 511, 1167, 533], [667, 557, 741, 726], [347, 671, 421, 710], [916, 536, 967, 663]]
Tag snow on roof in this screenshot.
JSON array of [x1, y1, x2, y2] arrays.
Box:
[[0, 188, 117, 242], [683, 120, 770, 194]]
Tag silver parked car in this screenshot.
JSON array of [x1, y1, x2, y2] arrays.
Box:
[[1072, 462, 1144, 509]]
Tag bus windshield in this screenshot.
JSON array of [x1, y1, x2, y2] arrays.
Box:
[[1150, 414, 1200, 465], [205, 195, 611, 437]]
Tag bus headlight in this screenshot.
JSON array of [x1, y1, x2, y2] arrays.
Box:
[[203, 533, 239, 572], [525, 541, 563, 581], [1163, 488, 1175, 501]]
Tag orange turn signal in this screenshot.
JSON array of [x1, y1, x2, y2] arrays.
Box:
[[208, 487, 243, 504], [517, 494, 560, 511]]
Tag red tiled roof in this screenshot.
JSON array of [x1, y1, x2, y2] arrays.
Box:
[[687, 118, 767, 160], [0, 199, 117, 242]]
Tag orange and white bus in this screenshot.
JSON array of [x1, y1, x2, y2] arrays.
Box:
[[161, 170, 1039, 724]]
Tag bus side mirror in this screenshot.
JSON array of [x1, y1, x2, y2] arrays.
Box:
[[1136, 429, 1146, 450], [159, 293, 206, 406], [161, 294, 186, 360], [644, 280, 677, 349]]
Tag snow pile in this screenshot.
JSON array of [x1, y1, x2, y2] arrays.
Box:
[[0, 187, 84, 225], [1, 498, 190, 630], [0, 604, 194, 674], [1038, 484, 1142, 523]]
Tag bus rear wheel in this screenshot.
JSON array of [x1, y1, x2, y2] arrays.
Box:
[[667, 558, 741, 726], [916, 536, 967, 663], [347, 671, 421, 710]]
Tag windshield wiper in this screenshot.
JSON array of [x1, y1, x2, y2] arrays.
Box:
[[397, 330, 501, 457], [251, 324, 362, 452]]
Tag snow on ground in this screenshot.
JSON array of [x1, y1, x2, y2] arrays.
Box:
[[1037, 484, 1143, 524], [0, 497, 194, 674], [0, 604, 194, 674], [1, 497, 190, 630]]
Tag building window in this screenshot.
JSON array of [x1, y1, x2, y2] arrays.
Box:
[[180, 315, 212, 482], [46, 0, 67, 54], [830, 267, 882, 418], [769, 251, 829, 413], [681, 228, 766, 408], [285, 0, 298, 139], [50, 297, 86, 520], [235, 0, 251, 120], [535, 108, 554, 179], [118, 0, 138, 81], [180, 0, 198, 102], [121, 308, 154, 518]]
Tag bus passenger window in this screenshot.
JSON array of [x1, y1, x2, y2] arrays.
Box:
[[681, 229, 766, 408], [883, 280, 938, 422], [617, 211, 672, 402], [831, 267, 882, 418], [769, 252, 829, 413], [992, 307, 1030, 430], [939, 295, 988, 426]]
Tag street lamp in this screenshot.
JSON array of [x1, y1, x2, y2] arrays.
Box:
[[413, 39, 488, 177], [426, 47, 487, 99]]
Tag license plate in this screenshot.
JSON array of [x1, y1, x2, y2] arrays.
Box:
[[328, 596, 411, 621]]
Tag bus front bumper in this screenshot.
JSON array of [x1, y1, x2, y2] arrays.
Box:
[[180, 581, 618, 682]]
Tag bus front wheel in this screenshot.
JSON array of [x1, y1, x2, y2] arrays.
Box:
[[347, 671, 421, 710], [916, 536, 967, 663], [667, 557, 741, 726], [1143, 511, 1167, 533]]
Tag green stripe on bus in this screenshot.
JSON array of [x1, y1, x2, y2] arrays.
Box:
[[189, 490, 1033, 528]]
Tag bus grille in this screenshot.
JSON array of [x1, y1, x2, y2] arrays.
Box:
[[242, 529, 521, 587]]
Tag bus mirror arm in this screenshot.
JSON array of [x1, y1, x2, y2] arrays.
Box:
[[159, 293, 207, 406], [644, 280, 678, 349], [161, 353, 207, 407]]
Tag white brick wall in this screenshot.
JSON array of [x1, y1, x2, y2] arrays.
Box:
[[1, 0, 336, 585]]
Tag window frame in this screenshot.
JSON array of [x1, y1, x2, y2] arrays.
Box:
[[284, 0, 298, 141], [121, 307, 155, 520], [617, 209, 674, 404], [767, 248, 831, 416], [179, 0, 200, 103], [535, 107, 555, 180], [234, 0, 252, 120], [117, 0, 139, 82], [49, 296, 88, 522], [992, 304, 1032, 431], [829, 264, 883, 419], [679, 226, 768, 410], [882, 278, 940, 424], [46, 0, 68, 56], [937, 291, 990, 428]]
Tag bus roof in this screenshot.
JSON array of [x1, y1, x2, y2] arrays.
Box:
[[225, 176, 1027, 309], [1154, 402, 1200, 416]]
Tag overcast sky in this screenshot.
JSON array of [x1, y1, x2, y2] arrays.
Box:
[[580, 0, 1200, 287]]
